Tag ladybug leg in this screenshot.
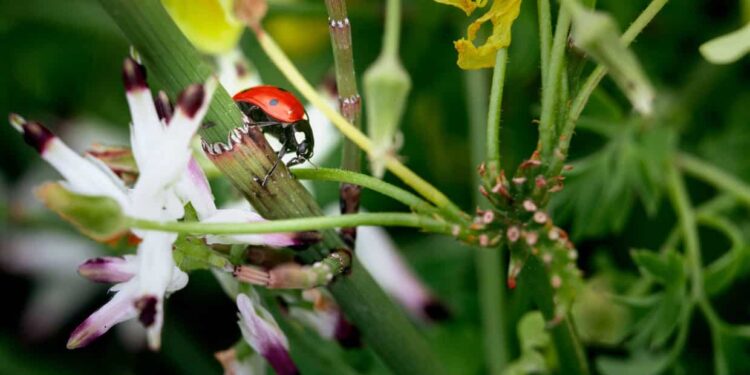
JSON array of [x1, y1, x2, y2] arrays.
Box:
[[261, 139, 289, 186]]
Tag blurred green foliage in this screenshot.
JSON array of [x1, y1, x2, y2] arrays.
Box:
[[2, 0, 750, 374]]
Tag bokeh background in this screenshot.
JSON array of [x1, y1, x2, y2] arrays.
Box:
[[1, 0, 749, 374]]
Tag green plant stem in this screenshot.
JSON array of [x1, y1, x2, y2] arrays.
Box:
[[324, 0, 362, 246], [253, 29, 468, 224], [550, 0, 669, 174], [130, 212, 462, 237], [466, 66, 508, 374], [520, 256, 589, 375], [539, 6, 571, 163], [292, 168, 440, 215], [678, 152, 750, 208], [537, 0, 552, 83], [486, 48, 508, 166], [666, 164, 704, 301], [383, 0, 401, 58], [99, 2, 448, 374]]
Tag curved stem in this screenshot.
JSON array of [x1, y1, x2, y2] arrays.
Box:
[[130, 212, 460, 237], [254, 30, 468, 223], [292, 168, 440, 215], [551, 0, 669, 174], [678, 152, 750, 209]]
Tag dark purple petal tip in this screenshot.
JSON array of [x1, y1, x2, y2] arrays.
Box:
[[423, 299, 452, 322], [176, 84, 205, 118], [78, 257, 133, 283], [264, 345, 300, 375], [122, 57, 148, 91], [21, 121, 55, 154], [334, 316, 361, 348], [155, 90, 174, 122], [288, 231, 322, 250], [135, 295, 158, 327]]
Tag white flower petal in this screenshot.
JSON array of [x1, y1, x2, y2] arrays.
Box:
[[202, 209, 314, 247], [175, 157, 217, 220], [67, 280, 138, 349]]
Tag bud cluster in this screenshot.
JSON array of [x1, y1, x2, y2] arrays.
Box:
[[467, 152, 583, 315]]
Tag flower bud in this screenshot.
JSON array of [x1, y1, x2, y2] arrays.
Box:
[[35, 182, 127, 243], [363, 54, 411, 178], [566, 0, 655, 115]]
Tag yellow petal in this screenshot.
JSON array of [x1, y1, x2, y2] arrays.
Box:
[[433, 0, 488, 16], [454, 0, 522, 69], [265, 16, 329, 58], [162, 0, 244, 55]]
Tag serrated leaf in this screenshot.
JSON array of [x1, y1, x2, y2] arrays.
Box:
[[630, 249, 684, 287]]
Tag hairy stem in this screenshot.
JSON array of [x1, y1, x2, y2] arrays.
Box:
[[325, 0, 362, 245], [551, 0, 669, 174], [539, 6, 571, 163], [292, 168, 440, 215], [99, 2, 448, 374]]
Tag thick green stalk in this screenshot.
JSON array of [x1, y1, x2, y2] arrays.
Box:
[[539, 7, 571, 163], [550, 0, 669, 174], [130, 212, 459, 237], [466, 63, 508, 374], [99, 2, 448, 374], [324, 0, 362, 245], [678, 152, 750, 209], [292, 168, 440, 215]]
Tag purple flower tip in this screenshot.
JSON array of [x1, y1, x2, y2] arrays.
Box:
[[334, 316, 361, 348], [423, 299, 452, 322], [78, 256, 134, 283], [66, 321, 97, 349], [177, 84, 205, 118], [122, 57, 148, 92], [288, 231, 323, 250], [135, 295, 158, 327], [264, 346, 300, 375], [154, 90, 174, 122], [20, 121, 54, 154]]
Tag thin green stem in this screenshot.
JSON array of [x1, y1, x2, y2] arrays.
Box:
[[382, 0, 401, 58], [550, 0, 669, 174], [130, 212, 458, 237], [539, 7, 571, 162], [254, 31, 468, 223], [486, 48, 508, 165], [678, 152, 750, 209], [291, 168, 440, 215], [466, 64, 508, 374], [537, 0, 552, 84]]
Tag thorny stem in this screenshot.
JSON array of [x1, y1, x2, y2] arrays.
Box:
[[550, 0, 670, 174], [291, 168, 440, 215], [538, 6, 571, 163], [324, 0, 362, 245], [465, 66, 508, 374], [99, 2, 449, 374], [253, 30, 469, 224], [678, 152, 750, 209], [130, 212, 469, 239]]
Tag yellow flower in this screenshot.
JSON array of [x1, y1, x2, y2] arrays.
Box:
[[162, 0, 244, 55], [433, 0, 488, 15], [433, 0, 522, 69]]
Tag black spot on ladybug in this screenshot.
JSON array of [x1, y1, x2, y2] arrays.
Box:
[[269, 98, 279, 106]]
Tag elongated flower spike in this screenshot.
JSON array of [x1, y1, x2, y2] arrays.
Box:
[[236, 293, 299, 375]]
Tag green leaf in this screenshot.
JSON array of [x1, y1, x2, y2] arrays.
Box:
[[597, 351, 671, 375], [35, 182, 127, 242], [699, 23, 750, 65], [630, 249, 684, 286], [502, 311, 552, 375]]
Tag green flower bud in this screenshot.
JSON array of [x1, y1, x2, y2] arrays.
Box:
[[566, 0, 655, 115], [363, 54, 411, 178], [35, 182, 127, 242]]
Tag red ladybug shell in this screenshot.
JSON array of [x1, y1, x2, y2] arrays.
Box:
[[233, 85, 306, 124]]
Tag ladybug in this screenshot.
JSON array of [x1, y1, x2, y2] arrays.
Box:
[[233, 85, 314, 185]]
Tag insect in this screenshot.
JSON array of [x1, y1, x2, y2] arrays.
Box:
[[233, 85, 314, 185]]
